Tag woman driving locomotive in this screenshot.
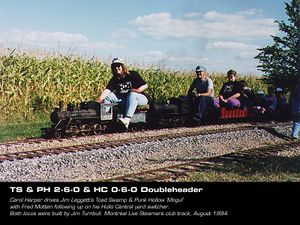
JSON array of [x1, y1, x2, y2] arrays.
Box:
[[96, 58, 148, 129]]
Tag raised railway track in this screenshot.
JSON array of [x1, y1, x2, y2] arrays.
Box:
[[0, 125, 256, 162], [0, 122, 291, 163]]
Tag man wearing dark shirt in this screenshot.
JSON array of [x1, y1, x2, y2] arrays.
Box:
[[96, 58, 148, 128]]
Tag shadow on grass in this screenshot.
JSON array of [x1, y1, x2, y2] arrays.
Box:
[[214, 154, 300, 174], [184, 154, 300, 182]]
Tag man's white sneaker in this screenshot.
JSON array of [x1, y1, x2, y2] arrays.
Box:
[[119, 117, 130, 129]]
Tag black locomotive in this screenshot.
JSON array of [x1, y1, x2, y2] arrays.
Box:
[[42, 96, 190, 138]]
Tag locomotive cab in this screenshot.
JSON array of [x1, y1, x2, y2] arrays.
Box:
[[148, 95, 191, 127], [114, 103, 149, 129]]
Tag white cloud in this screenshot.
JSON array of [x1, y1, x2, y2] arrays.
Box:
[[131, 50, 209, 70], [80, 42, 122, 51], [130, 10, 278, 40], [205, 41, 260, 60], [111, 29, 137, 39], [0, 29, 122, 51], [202, 9, 263, 21], [238, 51, 259, 59], [205, 41, 259, 50], [2, 29, 88, 43], [184, 12, 202, 18], [130, 12, 199, 39], [238, 8, 263, 16]]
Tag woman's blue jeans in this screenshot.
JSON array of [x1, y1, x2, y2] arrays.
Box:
[[104, 92, 148, 118]]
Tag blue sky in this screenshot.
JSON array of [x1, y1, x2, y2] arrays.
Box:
[[0, 0, 290, 74]]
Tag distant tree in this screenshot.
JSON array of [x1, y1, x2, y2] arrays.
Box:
[[255, 0, 299, 92]]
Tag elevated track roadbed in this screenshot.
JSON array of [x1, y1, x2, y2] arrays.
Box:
[[103, 141, 300, 182], [0, 125, 256, 162], [0, 121, 291, 163]]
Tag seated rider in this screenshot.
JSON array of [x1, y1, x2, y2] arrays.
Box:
[[253, 90, 266, 114], [239, 80, 255, 108], [96, 58, 148, 129], [214, 69, 243, 109], [264, 86, 277, 113], [275, 87, 287, 112], [188, 66, 214, 122]]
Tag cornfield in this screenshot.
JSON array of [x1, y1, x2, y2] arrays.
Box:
[[0, 49, 266, 123]]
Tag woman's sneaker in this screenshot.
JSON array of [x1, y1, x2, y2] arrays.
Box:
[[119, 117, 130, 129]]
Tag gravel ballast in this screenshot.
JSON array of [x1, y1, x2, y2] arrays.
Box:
[[0, 122, 298, 182]]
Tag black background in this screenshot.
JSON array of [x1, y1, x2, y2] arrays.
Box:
[[1, 182, 299, 223]]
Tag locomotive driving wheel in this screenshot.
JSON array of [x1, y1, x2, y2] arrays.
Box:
[[54, 130, 63, 138], [69, 125, 80, 137], [92, 123, 107, 135], [80, 124, 91, 136]]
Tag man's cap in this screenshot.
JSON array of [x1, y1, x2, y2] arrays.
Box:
[[111, 58, 125, 65], [195, 65, 206, 72], [227, 69, 237, 76], [256, 90, 265, 95], [276, 87, 283, 92]]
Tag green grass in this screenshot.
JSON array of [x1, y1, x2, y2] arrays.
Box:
[[180, 155, 300, 182], [0, 116, 50, 142]]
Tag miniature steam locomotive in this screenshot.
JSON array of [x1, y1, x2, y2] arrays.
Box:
[[42, 95, 266, 138]]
